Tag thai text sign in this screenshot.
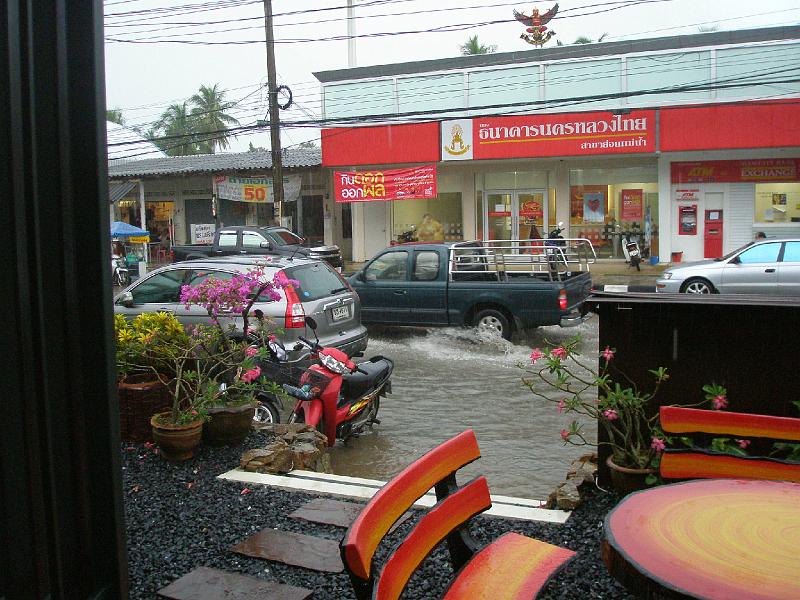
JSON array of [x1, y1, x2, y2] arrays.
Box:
[[621, 189, 643, 221], [671, 159, 800, 183], [215, 175, 269, 202], [441, 110, 656, 161], [334, 165, 437, 203], [191, 224, 215, 244]]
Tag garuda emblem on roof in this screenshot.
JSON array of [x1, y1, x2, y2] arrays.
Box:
[[514, 3, 559, 47]]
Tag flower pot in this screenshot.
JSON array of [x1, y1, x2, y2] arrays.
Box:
[[606, 455, 656, 497], [202, 403, 256, 447], [118, 373, 171, 443], [150, 412, 203, 462]]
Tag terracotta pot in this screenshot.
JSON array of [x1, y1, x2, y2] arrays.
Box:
[[202, 403, 256, 447], [606, 455, 656, 497], [118, 374, 171, 443], [150, 412, 203, 462]]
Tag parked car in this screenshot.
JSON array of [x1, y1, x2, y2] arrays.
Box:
[[171, 226, 343, 271], [114, 255, 367, 363], [348, 240, 593, 340], [656, 238, 800, 295]]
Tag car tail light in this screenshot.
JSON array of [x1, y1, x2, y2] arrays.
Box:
[[284, 285, 306, 328], [559, 289, 568, 311]]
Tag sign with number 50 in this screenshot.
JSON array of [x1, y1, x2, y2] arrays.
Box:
[[215, 175, 270, 203], [243, 185, 267, 201]]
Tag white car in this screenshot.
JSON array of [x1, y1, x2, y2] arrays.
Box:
[[656, 238, 800, 295]]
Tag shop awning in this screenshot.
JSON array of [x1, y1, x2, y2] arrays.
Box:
[[111, 221, 149, 238], [109, 180, 136, 204]]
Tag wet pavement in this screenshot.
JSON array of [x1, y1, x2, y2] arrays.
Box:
[[326, 320, 601, 500]]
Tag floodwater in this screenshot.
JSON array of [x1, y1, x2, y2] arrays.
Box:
[[327, 319, 600, 500]]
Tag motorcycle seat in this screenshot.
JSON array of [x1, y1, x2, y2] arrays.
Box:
[[341, 356, 392, 401]]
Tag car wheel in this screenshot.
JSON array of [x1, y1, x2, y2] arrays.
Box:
[[681, 278, 715, 294], [474, 309, 511, 340]]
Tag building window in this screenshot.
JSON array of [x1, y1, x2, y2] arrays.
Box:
[[390, 193, 463, 243], [754, 182, 800, 224], [569, 165, 658, 259]]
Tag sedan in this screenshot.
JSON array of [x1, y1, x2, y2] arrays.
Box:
[[656, 238, 800, 295], [114, 255, 368, 362]]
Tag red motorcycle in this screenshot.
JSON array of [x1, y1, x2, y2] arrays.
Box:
[[284, 317, 393, 447]]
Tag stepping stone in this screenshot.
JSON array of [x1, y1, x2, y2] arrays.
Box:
[[157, 566, 313, 600], [289, 498, 411, 533], [231, 529, 344, 573]]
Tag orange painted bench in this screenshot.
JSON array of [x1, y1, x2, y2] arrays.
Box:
[[339, 429, 575, 600], [659, 406, 800, 482]]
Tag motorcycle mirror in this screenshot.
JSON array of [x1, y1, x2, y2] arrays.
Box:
[[293, 342, 304, 351], [305, 316, 318, 330]]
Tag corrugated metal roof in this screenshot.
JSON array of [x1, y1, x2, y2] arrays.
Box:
[[109, 180, 136, 203], [314, 25, 800, 83], [107, 148, 321, 179]]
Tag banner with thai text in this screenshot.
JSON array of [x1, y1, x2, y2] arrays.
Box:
[[214, 174, 302, 202], [621, 189, 643, 221], [441, 110, 656, 161], [334, 165, 437, 203], [671, 159, 800, 184]]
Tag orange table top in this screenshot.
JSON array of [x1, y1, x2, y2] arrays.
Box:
[[603, 479, 800, 600]]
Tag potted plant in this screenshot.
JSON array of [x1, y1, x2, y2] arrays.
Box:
[[178, 264, 293, 446], [114, 312, 189, 443], [520, 336, 730, 495]]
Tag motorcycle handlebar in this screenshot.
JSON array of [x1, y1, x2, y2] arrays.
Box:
[[298, 336, 319, 350]]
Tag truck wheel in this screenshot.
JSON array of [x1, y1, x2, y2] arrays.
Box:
[[474, 309, 511, 340]]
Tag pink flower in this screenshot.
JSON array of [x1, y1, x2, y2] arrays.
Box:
[[601, 346, 615, 361], [603, 409, 619, 421], [651, 437, 666, 452], [736, 439, 751, 449], [245, 346, 258, 357], [560, 429, 570, 441], [712, 394, 728, 410], [241, 366, 262, 383], [530, 349, 545, 364], [551, 347, 567, 360], [557, 399, 566, 413]]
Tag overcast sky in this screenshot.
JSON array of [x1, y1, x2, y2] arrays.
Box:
[[103, 0, 800, 153]]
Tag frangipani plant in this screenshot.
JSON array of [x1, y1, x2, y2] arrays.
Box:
[[521, 336, 729, 471]]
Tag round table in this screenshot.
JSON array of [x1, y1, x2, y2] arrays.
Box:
[[602, 479, 800, 600]]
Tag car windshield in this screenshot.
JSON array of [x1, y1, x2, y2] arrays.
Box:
[[716, 241, 755, 261], [283, 263, 347, 301], [261, 228, 302, 246]]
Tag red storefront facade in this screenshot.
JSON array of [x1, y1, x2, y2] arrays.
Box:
[[323, 101, 800, 263]]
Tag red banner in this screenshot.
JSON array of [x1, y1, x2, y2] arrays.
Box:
[[322, 123, 440, 167], [671, 159, 800, 183], [442, 110, 655, 161], [621, 189, 643, 221], [334, 164, 437, 203]]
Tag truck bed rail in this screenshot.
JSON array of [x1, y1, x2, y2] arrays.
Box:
[[449, 239, 596, 282]]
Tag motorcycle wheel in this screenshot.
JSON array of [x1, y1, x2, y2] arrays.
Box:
[[253, 401, 280, 425]]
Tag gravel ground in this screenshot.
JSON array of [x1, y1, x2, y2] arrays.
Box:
[[122, 431, 636, 599]]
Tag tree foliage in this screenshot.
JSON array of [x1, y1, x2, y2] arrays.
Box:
[[106, 108, 125, 125], [459, 35, 497, 55]]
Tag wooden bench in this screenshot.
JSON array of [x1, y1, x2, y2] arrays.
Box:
[[659, 406, 800, 482], [339, 429, 575, 600]]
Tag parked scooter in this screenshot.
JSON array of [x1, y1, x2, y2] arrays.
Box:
[[397, 226, 416, 243], [249, 335, 290, 425], [622, 233, 642, 271], [284, 317, 393, 446], [112, 253, 130, 287], [545, 222, 566, 277]]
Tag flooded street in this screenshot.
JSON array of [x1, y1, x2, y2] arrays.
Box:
[[328, 318, 600, 499]]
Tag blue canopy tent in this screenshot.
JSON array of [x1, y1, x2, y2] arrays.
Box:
[[110, 221, 149, 238]]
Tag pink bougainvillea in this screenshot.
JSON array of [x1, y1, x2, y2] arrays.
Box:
[[550, 347, 568, 360], [530, 349, 545, 364]]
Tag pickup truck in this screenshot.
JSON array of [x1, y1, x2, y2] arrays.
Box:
[[171, 226, 343, 270], [347, 239, 594, 339]]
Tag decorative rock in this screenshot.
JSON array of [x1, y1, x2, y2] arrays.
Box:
[[545, 453, 598, 510], [239, 425, 331, 474]]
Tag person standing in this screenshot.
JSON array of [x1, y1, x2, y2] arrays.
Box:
[[416, 213, 444, 242]]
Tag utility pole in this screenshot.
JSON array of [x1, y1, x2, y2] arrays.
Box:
[[347, 0, 357, 67], [263, 0, 283, 225]]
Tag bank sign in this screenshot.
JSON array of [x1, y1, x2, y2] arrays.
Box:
[[441, 110, 656, 161]]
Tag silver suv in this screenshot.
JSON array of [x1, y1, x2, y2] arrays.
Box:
[[114, 255, 368, 363]]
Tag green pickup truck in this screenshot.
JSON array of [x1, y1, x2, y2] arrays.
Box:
[[347, 240, 594, 339]]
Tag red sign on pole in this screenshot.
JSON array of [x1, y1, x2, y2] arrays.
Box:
[[334, 165, 437, 203], [621, 189, 643, 221]]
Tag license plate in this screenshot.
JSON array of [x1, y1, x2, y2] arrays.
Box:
[[332, 305, 350, 321]]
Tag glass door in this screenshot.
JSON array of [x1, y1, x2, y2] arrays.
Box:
[[484, 190, 548, 241]]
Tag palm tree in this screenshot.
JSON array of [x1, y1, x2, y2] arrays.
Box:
[[106, 108, 125, 125], [573, 33, 608, 44], [151, 102, 199, 156], [459, 35, 497, 56], [188, 83, 240, 154]]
